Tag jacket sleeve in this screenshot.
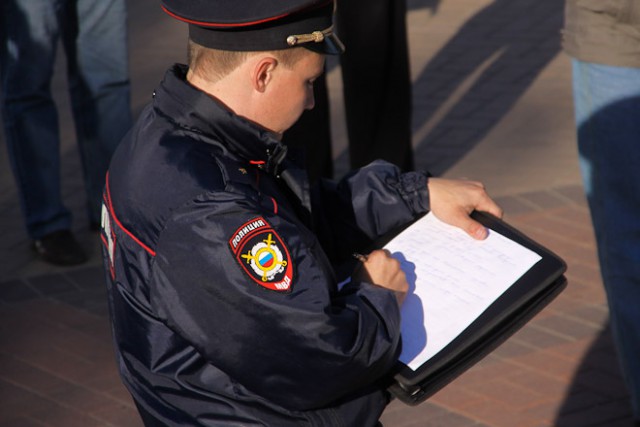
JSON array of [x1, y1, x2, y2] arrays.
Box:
[[312, 160, 431, 262], [149, 191, 402, 411]]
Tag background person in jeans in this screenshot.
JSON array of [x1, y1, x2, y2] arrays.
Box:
[[0, 0, 132, 265], [563, 0, 640, 423]]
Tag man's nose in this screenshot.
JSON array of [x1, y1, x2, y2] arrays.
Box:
[[305, 89, 315, 110]]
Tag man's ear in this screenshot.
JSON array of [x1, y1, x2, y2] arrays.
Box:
[[253, 56, 278, 93]]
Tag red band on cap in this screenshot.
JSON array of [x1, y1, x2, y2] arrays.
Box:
[[161, 5, 291, 28]]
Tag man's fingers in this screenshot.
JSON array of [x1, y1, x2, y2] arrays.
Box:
[[427, 177, 503, 239], [452, 214, 488, 240], [475, 195, 504, 219]]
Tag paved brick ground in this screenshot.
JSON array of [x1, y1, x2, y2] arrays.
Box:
[[0, 0, 635, 426]]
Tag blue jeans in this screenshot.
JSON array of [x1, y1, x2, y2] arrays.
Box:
[[0, 0, 132, 239], [573, 59, 640, 419]]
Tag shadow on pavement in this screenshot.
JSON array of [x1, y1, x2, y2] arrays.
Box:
[[410, 0, 563, 176], [554, 323, 633, 426]]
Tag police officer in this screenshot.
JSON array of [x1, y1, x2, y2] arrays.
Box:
[[101, 1, 502, 425]]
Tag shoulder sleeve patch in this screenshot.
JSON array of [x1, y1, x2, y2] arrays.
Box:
[[228, 217, 294, 292]]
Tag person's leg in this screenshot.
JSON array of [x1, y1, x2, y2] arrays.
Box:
[[336, 0, 413, 171], [0, 0, 73, 239], [573, 59, 640, 420], [64, 0, 132, 226], [282, 0, 414, 180]]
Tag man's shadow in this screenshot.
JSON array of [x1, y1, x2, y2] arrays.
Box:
[[410, 0, 563, 175]]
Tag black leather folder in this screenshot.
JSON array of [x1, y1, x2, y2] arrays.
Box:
[[386, 211, 567, 405]]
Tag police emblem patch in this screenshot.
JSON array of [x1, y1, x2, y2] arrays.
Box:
[[229, 217, 294, 292]]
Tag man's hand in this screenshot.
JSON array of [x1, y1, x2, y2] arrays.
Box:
[[427, 177, 503, 240], [354, 250, 408, 306]]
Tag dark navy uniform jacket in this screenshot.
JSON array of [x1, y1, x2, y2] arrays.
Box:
[[101, 64, 431, 426]]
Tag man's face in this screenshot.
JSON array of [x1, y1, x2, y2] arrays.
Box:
[[261, 51, 325, 137]]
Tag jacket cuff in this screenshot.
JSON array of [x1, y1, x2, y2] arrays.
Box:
[[397, 170, 431, 214]]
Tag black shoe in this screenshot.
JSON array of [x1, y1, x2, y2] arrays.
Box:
[[33, 229, 88, 266]]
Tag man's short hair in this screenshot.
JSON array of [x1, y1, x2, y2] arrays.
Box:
[[187, 39, 312, 83]]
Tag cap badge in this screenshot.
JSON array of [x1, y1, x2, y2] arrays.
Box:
[[286, 27, 331, 46]]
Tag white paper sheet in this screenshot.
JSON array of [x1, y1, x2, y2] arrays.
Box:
[[384, 213, 542, 370]]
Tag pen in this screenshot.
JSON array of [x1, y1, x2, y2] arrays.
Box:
[[352, 252, 368, 263]]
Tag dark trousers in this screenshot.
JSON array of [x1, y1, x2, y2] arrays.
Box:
[[284, 0, 413, 182]]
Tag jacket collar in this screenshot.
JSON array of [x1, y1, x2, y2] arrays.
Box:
[[154, 64, 311, 214], [154, 64, 289, 176]]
